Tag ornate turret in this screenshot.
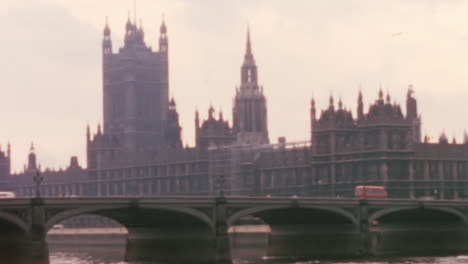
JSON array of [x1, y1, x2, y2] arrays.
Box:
[[165, 98, 182, 148], [123, 14, 145, 49], [102, 17, 112, 55], [311, 97, 316, 121], [406, 85, 417, 119], [27, 143, 37, 172], [208, 105, 215, 120], [378, 87, 384, 104], [406, 85, 421, 142], [197, 107, 235, 150], [159, 16, 168, 53], [439, 131, 448, 144]]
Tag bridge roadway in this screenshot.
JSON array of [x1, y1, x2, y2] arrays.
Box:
[[1, 196, 468, 263]]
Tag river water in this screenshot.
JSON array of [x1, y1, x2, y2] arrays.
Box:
[[45, 229, 468, 264], [48, 246, 468, 264], [49, 253, 468, 264]]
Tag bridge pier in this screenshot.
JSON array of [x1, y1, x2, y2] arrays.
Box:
[[26, 199, 49, 264], [214, 198, 232, 264], [22, 238, 49, 264], [266, 224, 360, 259]]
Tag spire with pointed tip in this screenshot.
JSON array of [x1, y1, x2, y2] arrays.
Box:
[[102, 17, 112, 55], [169, 97, 176, 109], [30, 142, 35, 153], [126, 10, 132, 30], [159, 14, 168, 53], [246, 26, 252, 56], [160, 14, 167, 34], [27, 142, 37, 171], [338, 98, 343, 109], [357, 90, 364, 120], [310, 97, 316, 123], [234, 26, 269, 145], [86, 124, 91, 142], [329, 94, 335, 110], [219, 109, 224, 121], [104, 16, 110, 36], [208, 105, 215, 120], [386, 92, 391, 104], [240, 27, 257, 86]]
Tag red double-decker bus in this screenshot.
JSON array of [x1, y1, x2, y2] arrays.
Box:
[[354, 185, 387, 198]]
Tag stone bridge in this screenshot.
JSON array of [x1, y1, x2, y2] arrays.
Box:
[[1, 196, 468, 263]]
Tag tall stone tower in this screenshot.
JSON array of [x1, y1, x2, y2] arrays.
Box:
[[232, 29, 269, 145], [101, 17, 169, 152]]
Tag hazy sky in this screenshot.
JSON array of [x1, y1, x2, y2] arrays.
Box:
[[1, 0, 468, 172]]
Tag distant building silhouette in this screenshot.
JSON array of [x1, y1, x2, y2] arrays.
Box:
[[1, 16, 467, 201]]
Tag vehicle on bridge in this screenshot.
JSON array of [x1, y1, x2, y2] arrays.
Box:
[[0, 191, 15, 198], [354, 185, 387, 198]]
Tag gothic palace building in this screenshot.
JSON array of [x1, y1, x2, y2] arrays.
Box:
[[0, 18, 467, 200]]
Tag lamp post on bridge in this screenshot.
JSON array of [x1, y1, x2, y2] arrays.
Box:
[[33, 170, 43, 198], [215, 174, 226, 197]]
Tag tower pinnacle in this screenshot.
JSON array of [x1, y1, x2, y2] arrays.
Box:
[[357, 90, 364, 120], [241, 27, 257, 86], [102, 17, 112, 55], [246, 26, 252, 56], [159, 15, 168, 53]]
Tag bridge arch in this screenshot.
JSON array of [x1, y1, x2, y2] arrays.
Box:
[[227, 205, 358, 226], [139, 205, 214, 231], [369, 206, 468, 225], [46, 204, 214, 232], [0, 211, 28, 234], [46, 205, 127, 230]]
